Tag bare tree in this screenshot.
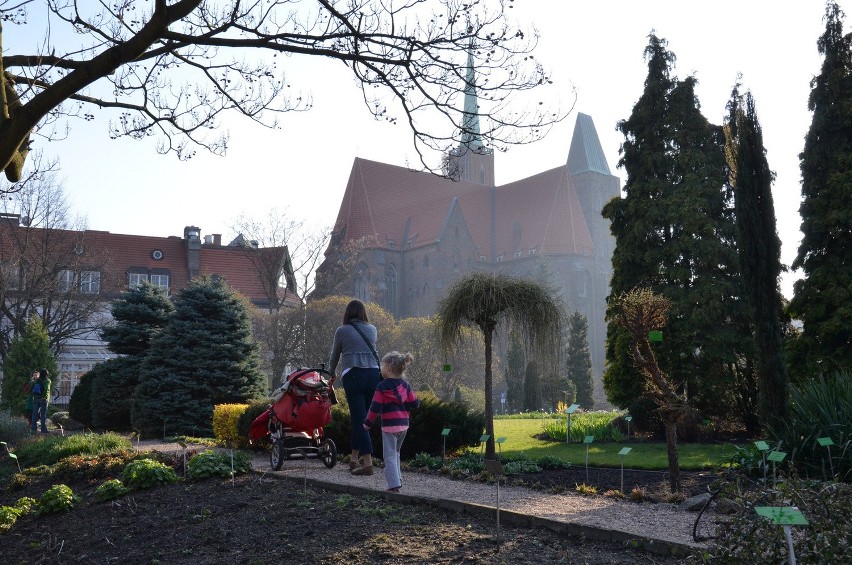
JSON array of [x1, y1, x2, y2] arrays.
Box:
[[1, 0, 565, 186], [232, 209, 330, 386], [0, 154, 109, 358]]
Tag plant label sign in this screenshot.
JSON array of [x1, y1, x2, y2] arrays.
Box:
[[648, 330, 663, 342], [618, 447, 632, 456], [624, 416, 633, 422], [484, 459, 505, 477], [817, 437, 834, 447], [754, 440, 770, 451], [767, 451, 787, 463], [583, 435, 595, 444], [495, 437, 506, 444], [755, 506, 808, 526], [442, 364, 452, 373], [480, 434, 491, 443], [441, 428, 451, 436], [565, 403, 580, 414]]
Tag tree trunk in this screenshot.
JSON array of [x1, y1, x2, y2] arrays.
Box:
[[483, 328, 495, 459], [663, 419, 680, 493]]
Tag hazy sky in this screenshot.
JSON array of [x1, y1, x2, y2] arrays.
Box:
[[6, 1, 849, 299]]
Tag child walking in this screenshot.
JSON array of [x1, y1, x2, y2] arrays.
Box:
[[363, 351, 419, 492]]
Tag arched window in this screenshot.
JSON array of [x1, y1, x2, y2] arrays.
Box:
[[385, 264, 398, 315], [354, 263, 370, 302]]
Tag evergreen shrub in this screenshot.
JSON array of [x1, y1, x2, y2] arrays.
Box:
[[237, 400, 273, 448], [212, 403, 250, 448], [68, 370, 95, 429]]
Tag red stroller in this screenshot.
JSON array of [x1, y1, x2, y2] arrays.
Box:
[[249, 367, 337, 470]]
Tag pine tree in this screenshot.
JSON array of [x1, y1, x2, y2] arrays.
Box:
[[789, 2, 852, 379], [523, 361, 542, 412], [725, 87, 788, 428], [1, 317, 57, 415], [566, 312, 594, 409], [504, 331, 525, 413], [86, 282, 175, 430], [131, 276, 266, 437], [603, 34, 746, 418]]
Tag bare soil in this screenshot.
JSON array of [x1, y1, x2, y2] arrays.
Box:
[[2, 467, 690, 564]]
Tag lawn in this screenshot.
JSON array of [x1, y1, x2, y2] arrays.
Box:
[[491, 417, 737, 470]]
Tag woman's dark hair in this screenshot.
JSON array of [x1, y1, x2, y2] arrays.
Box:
[[343, 299, 369, 324], [39, 368, 49, 379]]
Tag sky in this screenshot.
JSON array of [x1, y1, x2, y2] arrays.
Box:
[[5, 1, 849, 299]]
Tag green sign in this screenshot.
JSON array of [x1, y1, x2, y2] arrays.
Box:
[[565, 403, 580, 414], [495, 437, 507, 444], [479, 434, 491, 443], [755, 506, 808, 526], [441, 428, 451, 436], [754, 441, 770, 451], [618, 447, 632, 456], [624, 416, 633, 422], [767, 451, 787, 463], [817, 437, 835, 447], [442, 364, 452, 372], [648, 330, 663, 342], [583, 435, 595, 444]]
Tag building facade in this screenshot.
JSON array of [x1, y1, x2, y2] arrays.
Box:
[[0, 218, 292, 406]]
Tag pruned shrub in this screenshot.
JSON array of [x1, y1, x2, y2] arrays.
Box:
[[90, 357, 139, 431], [212, 403, 250, 448], [68, 369, 95, 429]]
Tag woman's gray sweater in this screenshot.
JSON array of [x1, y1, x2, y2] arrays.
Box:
[[328, 322, 379, 375]]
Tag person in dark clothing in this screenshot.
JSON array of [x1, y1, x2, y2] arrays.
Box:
[[30, 368, 51, 433]]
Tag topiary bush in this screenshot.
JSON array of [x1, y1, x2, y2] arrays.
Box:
[[90, 357, 139, 431], [0, 409, 33, 448], [121, 459, 178, 490], [212, 403, 250, 448]]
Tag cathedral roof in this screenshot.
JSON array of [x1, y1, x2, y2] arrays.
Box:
[[567, 112, 612, 175], [331, 155, 595, 260]]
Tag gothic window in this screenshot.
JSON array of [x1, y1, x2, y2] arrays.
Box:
[[354, 263, 370, 302], [423, 255, 430, 269], [385, 264, 398, 314]]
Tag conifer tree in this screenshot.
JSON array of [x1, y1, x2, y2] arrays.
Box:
[[87, 282, 175, 430], [131, 276, 266, 437], [0, 317, 57, 414], [789, 2, 852, 379], [505, 331, 525, 413], [725, 87, 788, 428], [523, 361, 542, 412], [603, 35, 745, 418], [566, 312, 594, 409]]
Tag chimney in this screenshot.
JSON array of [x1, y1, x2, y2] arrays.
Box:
[[203, 235, 213, 245], [213, 233, 222, 246], [184, 226, 201, 279]]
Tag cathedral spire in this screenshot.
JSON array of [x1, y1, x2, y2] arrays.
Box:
[[461, 49, 484, 150]]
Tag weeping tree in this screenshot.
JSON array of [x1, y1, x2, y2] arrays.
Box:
[[437, 273, 561, 459], [610, 287, 686, 493]]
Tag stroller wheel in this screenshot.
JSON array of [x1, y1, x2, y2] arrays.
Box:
[[270, 440, 285, 471], [320, 439, 337, 469]]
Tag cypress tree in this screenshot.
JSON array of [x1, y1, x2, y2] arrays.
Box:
[[1, 317, 57, 415], [523, 361, 542, 412], [566, 312, 594, 409], [603, 34, 746, 418], [505, 331, 525, 412], [725, 87, 788, 428], [789, 2, 852, 379], [131, 276, 266, 437]]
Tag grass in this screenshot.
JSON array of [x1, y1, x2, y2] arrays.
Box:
[[491, 418, 737, 470]]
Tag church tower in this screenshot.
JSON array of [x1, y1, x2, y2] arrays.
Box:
[[443, 50, 495, 185]]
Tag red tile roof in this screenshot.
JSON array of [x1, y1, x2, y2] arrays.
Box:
[[331, 158, 594, 258]]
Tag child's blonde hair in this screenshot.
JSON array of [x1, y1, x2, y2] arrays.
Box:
[[381, 351, 413, 377]]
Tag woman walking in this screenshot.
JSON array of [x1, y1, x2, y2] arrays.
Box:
[[328, 299, 381, 475]]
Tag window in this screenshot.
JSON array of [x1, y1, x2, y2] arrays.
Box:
[[354, 263, 370, 302], [385, 264, 398, 315], [58, 269, 74, 292], [149, 274, 169, 289], [80, 271, 100, 294], [129, 272, 148, 288]]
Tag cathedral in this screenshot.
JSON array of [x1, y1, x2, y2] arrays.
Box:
[[315, 71, 620, 407]]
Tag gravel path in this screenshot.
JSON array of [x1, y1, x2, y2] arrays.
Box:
[[250, 451, 711, 549]]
